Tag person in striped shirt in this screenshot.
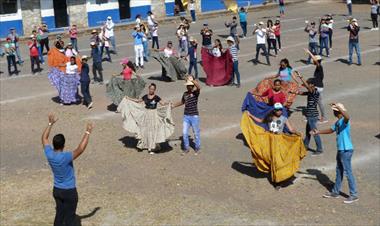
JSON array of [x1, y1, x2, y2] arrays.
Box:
[[295, 72, 323, 155], [226, 36, 240, 88]]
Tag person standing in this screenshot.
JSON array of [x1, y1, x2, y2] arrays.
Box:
[[253, 22, 270, 65], [140, 24, 150, 62], [279, 0, 285, 17], [172, 76, 201, 155], [370, 0, 379, 30], [188, 37, 198, 79], [347, 18, 361, 65], [151, 23, 160, 49], [28, 35, 41, 74], [106, 16, 116, 54], [296, 74, 323, 155], [305, 49, 327, 123], [7, 28, 23, 64], [227, 36, 240, 88], [32, 29, 44, 64], [4, 37, 18, 76], [319, 18, 330, 57], [305, 21, 318, 64], [189, 0, 197, 23], [239, 5, 249, 38], [80, 56, 93, 109], [90, 42, 104, 84], [200, 23, 213, 49], [42, 113, 94, 226], [132, 25, 145, 69], [39, 24, 50, 55], [326, 15, 334, 50], [69, 24, 78, 51], [274, 19, 282, 51], [266, 19, 277, 56], [312, 103, 358, 204], [346, 0, 353, 16], [99, 25, 112, 62], [225, 16, 239, 49], [147, 11, 157, 38]]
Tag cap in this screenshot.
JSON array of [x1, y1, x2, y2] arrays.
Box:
[[107, 16, 112, 20], [81, 55, 88, 60], [226, 36, 235, 43], [331, 103, 346, 112], [184, 80, 194, 86], [274, 103, 283, 110], [91, 29, 97, 33], [259, 21, 264, 25], [90, 41, 96, 46], [315, 55, 322, 61], [120, 57, 129, 65]]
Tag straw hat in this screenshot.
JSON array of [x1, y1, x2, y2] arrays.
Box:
[[226, 36, 235, 43], [331, 103, 346, 112], [184, 80, 194, 86], [81, 55, 88, 60], [189, 36, 197, 42]]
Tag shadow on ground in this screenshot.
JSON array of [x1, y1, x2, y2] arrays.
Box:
[[74, 207, 101, 226], [119, 136, 174, 154]]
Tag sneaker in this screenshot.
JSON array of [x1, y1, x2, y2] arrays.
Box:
[[181, 150, 189, 156], [323, 192, 339, 198], [191, 21, 196, 24], [344, 196, 359, 204], [236, 84, 241, 88], [194, 149, 200, 155], [99, 81, 104, 85], [312, 151, 323, 156], [149, 151, 155, 155], [87, 102, 93, 109]]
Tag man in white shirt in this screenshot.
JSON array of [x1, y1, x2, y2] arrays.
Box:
[[253, 22, 270, 65], [105, 16, 116, 54], [188, 0, 196, 23], [346, 0, 352, 16]]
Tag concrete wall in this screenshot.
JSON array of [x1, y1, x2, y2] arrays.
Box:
[[67, 0, 88, 28], [151, 0, 167, 19]]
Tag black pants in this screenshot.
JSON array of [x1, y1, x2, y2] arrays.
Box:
[[152, 36, 159, 49], [255, 44, 270, 65], [6, 55, 18, 75], [328, 29, 333, 48], [53, 187, 78, 226], [40, 38, 50, 54], [92, 62, 103, 82], [267, 38, 277, 55], [30, 56, 41, 73], [371, 13, 378, 28], [276, 35, 281, 49], [80, 81, 92, 105]]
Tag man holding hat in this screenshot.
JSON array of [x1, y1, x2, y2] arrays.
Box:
[[311, 103, 358, 204], [226, 36, 240, 88], [172, 75, 202, 155], [253, 22, 270, 65], [347, 18, 361, 65], [188, 37, 199, 79]]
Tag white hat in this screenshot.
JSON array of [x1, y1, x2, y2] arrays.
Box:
[[189, 36, 197, 42], [30, 35, 35, 38], [67, 42, 72, 45], [351, 18, 357, 22], [81, 55, 88, 60], [184, 80, 194, 86], [315, 55, 322, 61], [226, 36, 235, 43], [259, 21, 264, 25], [274, 103, 283, 110], [331, 103, 346, 112], [107, 16, 112, 20]]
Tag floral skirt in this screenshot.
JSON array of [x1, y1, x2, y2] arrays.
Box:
[[48, 68, 80, 104]]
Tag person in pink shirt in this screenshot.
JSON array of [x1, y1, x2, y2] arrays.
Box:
[[28, 35, 41, 74], [274, 19, 282, 51], [69, 25, 78, 51]]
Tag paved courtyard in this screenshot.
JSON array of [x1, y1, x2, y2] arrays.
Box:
[[0, 0, 379, 225]]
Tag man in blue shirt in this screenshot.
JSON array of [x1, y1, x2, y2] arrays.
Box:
[[238, 5, 249, 38], [90, 42, 104, 84], [132, 26, 145, 69], [311, 103, 358, 204], [42, 113, 94, 225]]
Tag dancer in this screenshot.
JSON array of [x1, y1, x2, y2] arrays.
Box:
[[225, 16, 239, 49], [251, 79, 286, 106], [319, 18, 330, 57], [227, 36, 240, 88], [39, 24, 50, 55], [80, 56, 93, 109], [253, 22, 270, 65], [312, 103, 358, 204], [200, 23, 213, 48], [106, 58, 146, 106], [305, 20, 318, 64], [267, 19, 277, 56], [42, 113, 93, 226], [347, 18, 361, 65], [64, 43, 78, 57], [118, 83, 174, 154], [239, 4, 249, 38], [211, 39, 223, 57], [176, 23, 189, 57], [268, 58, 297, 82], [172, 76, 202, 155]]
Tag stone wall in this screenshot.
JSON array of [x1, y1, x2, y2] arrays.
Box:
[[67, 0, 88, 28], [151, 0, 166, 18], [20, 0, 42, 35]]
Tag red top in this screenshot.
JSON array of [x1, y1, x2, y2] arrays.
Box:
[[28, 41, 39, 56], [122, 67, 133, 80], [274, 24, 281, 36], [69, 28, 78, 39], [262, 88, 286, 105]]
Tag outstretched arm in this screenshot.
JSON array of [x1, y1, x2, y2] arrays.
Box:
[[304, 48, 320, 66], [42, 113, 59, 148], [246, 111, 263, 123], [73, 123, 94, 160], [285, 120, 300, 135], [331, 103, 350, 123], [296, 71, 313, 93], [311, 128, 334, 135]]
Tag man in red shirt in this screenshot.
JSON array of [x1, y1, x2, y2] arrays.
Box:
[[28, 35, 41, 74]]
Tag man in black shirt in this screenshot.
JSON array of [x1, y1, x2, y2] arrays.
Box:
[[172, 75, 201, 155], [295, 73, 323, 155], [200, 23, 213, 49], [80, 56, 93, 109], [305, 49, 327, 123]]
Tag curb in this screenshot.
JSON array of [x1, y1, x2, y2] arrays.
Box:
[[11, 0, 308, 43]]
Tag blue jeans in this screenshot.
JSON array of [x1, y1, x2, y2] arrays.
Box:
[[240, 21, 247, 37], [190, 10, 196, 22], [279, 5, 285, 14], [188, 59, 198, 78], [231, 60, 240, 85], [307, 42, 318, 64], [109, 36, 116, 52], [348, 41, 361, 65], [347, 3, 352, 16], [303, 117, 323, 152], [183, 115, 201, 151], [70, 38, 78, 51], [319, 37, 329, 56], [38, 45, 45, 63], [332, 150, 358, 197], [142, 40, 149, 61]]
